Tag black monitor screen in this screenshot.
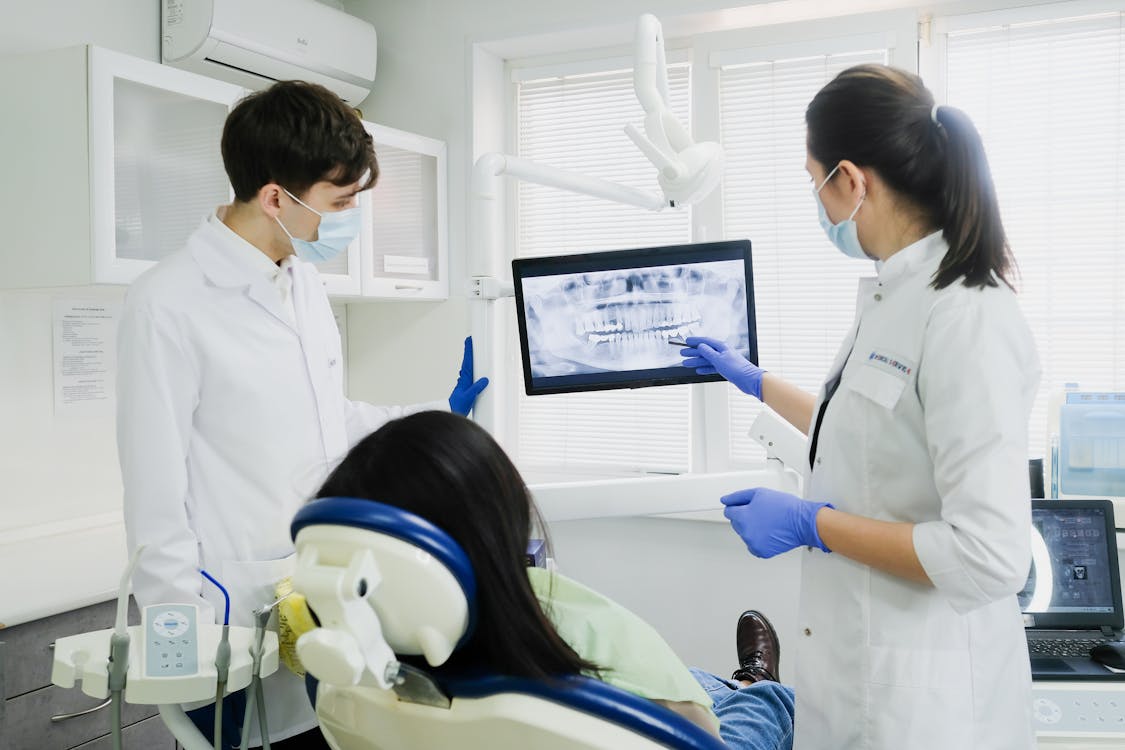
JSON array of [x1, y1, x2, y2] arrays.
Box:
[[1020, 500, 1123, 630], [1021, 507, 1115, 614], [513, 240, 756, 396]]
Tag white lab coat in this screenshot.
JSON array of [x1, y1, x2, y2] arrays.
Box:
[[116, 214, 446, 743], [793, 231, 1040, 749]]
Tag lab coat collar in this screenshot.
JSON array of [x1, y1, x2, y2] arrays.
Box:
[[875, 230, 946, 287], [192, 212, 298, 331], [192, 212, 289, 289]]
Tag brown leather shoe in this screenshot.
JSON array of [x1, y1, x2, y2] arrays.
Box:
[[731, 610, 779, 684]]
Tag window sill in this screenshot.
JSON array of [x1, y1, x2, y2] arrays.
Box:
[[528, 465, 801, 523]]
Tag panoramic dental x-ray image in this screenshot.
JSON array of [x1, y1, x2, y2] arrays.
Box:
[[522, 259, 749, 378]]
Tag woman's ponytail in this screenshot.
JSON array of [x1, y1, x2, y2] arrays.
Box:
[[932, 104, 1016, 290], [806, 65, 1016, 291]]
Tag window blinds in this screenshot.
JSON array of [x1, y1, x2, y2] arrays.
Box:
[[514, 65, 693, 473], [719, 49, 888, 463], [944, 12, 1125, 460]]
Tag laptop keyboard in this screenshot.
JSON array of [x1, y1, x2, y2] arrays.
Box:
[[1027, 637, 1110, 658]]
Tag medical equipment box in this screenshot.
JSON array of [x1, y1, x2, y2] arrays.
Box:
[[526, 539, 546, 568]]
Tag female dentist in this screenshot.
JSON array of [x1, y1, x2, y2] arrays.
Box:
[[682, 64, 1039, 749]]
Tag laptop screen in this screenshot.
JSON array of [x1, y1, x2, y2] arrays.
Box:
[[1020, 500, 1124, 630]]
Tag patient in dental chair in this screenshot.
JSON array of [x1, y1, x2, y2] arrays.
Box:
[[312, 410, 796, 750]]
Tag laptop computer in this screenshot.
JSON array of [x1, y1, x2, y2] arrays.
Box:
[[1022, 499, 1125, 680]]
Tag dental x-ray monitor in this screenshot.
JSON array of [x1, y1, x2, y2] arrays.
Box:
[[513, 240, 755, 395]]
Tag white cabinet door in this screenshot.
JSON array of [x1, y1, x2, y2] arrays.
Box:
[[357, 122, 449, 300], [303, 230, 364, 297], [0, 45, 244, 289], [89, 47, 245, 284]]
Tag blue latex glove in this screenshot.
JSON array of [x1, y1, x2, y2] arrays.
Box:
[[680, 336, 765, 399], [449, 337, 489, 416], [720, 487, 835, 558]]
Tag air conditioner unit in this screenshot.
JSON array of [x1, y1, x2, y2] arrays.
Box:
[[161, 0, 377, 106]]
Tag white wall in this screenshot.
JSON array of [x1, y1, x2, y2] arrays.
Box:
[[0, 2, 160, 624]]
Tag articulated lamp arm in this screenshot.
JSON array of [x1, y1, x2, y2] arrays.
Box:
[[627, 13, 724, 206]]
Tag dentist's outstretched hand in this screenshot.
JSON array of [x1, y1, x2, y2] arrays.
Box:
[[449, 336, 489, 416], [721, 487, 834, 558], [680, 336, 765, 399]]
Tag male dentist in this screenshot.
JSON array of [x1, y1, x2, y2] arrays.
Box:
[[116, 81, 487, 748]]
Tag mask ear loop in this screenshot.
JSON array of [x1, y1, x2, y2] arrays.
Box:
[[817, 163, 865, 220], [814, 163, 841, 194], [282, 188, 323, 218], [846, 190, 866, 221]]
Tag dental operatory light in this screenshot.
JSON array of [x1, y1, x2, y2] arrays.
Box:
[[625, 14, 724, 207], [471, 14, 728, 431]]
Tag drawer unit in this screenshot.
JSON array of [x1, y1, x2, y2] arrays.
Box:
[[2, 684, 161, 750], [73, 715, 174, 749], [3, 599, 125, 699], [0, 597, 174, 749]]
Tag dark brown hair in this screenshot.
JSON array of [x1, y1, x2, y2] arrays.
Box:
[[315, 411, 600, 680], [806, 64, 1014, 289], [221, 80, 378, 202]]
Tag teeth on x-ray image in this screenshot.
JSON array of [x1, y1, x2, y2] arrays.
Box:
[[523, 260, 748, 377]]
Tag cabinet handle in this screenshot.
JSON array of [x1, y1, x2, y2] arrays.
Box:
[[51, 697, 112, 722], [393, 284, 424, 292]]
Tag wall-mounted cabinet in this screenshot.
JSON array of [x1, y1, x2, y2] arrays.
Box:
[[311, 122, 449, 300], [0, 45, 244, 289], [361, 122, 449, 300], [0, 46, 448, 301]]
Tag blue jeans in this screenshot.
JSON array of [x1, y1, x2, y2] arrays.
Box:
[[690, 668, 795, 750]]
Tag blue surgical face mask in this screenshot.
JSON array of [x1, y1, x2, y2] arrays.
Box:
[[813, 164, 867, 260], [276, 188, 361, 263]]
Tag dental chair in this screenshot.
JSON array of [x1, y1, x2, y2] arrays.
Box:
[[290, 497, 727, 750]]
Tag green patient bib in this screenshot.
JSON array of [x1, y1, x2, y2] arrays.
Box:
[[527, 567, 718, 727]]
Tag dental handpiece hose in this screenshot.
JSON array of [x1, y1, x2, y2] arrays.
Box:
[[201, 570, 231, 750], [107, 629, 130, 750], [238, 611, 267, 750], [240, 599, 282, 750], [109, 546, 145, 750]]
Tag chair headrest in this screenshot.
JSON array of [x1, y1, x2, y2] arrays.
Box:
[[291, 497, 478, 670]]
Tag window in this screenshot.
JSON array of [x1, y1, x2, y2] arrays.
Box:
[[512, 64, 694, 474], [504, 3, 1124, 479], [717, 47, 891, 463], [937, 7, 1125, 459]]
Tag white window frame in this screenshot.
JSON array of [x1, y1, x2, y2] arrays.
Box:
[[920, 0, 1125, 467], [501, 51, 695, 478], [497, 10, 919, 479], [473, 0, 1125, 519], [693, 13, 918, 470], [920, 0, 1125, 94]]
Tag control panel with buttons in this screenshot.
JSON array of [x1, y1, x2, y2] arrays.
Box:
[[142, 604, 199, 678], [1032, 683, 1125, 738]]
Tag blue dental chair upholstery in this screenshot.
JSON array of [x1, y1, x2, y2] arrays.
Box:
[[291, 497, 726, 750]]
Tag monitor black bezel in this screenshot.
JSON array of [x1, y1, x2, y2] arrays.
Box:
[[1024, 499, 1124, 631], [512, 240, 757, 397]]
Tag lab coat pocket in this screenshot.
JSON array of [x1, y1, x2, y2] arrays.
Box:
[[847, 365, 907, 410], [220, 554, 296, 627], [868, 645, 973, 747]]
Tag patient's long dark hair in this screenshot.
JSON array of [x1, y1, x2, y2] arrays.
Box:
[[315, 410, 599, 680]]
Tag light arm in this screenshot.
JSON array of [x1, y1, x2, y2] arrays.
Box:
[[628, 14, 725, 205], [760, 373, 817, 436], [816, 509, 931, 584]]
